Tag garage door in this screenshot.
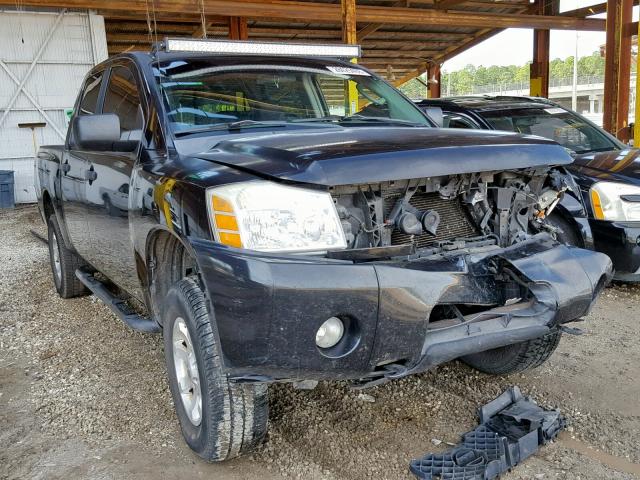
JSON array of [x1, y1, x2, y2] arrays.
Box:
[[0, 9, 107, 203]]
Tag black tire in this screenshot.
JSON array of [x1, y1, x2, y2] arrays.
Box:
[[163, 277, 268, 462], [103, 196, 115, 216], [461, 330, 562, 375], [546, 212, 580, 247], [47, 215, 89, 298]]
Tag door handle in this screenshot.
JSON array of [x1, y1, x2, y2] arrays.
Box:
[[85, 167, 97, 182], [62, 162, 70, 174]]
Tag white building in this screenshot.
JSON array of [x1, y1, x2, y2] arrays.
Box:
[[0, 8, 107, 203]]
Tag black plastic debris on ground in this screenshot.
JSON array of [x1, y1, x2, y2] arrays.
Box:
[[410, 386, 566, 480]]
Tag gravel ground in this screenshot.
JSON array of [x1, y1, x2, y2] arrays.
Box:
[[1, 205, 639, 479]]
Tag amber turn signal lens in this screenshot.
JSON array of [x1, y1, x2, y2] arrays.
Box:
[[218, 232, 242, 248], [215, 214, 239, 231], [212, 195, 234, 213], [590, 189, 604, 220]]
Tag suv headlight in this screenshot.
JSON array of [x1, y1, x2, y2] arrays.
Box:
[[590, 182, 640, 221], [206, 181, 347, 253]]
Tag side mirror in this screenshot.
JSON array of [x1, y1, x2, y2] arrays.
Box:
[[72, 114, 120, 150], [423, 107, 444, 128]]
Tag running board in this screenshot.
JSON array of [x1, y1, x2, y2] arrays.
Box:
[[75, 270, 161, 333]]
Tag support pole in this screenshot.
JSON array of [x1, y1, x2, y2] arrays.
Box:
[[530, 0, 553, 97], [635, 21, 640, 146], [603, 0, 633, 141], [342, 0, 358, 114], [428, 64, 441, 98], [228, 17, 248, 40]]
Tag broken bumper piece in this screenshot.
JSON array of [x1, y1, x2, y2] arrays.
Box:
[[190, 234, 612, 383], [410, 386, 566, 480]]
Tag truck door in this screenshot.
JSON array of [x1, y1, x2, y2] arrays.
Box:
[[84, 62, 145, 298], [61, 70, 105, 259]]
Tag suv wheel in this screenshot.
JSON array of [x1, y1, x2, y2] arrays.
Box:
[[461, 330, 562, 375], [546, 213, 580, 246], [163, 277, 268, 461], [47, 215, 88, 298]]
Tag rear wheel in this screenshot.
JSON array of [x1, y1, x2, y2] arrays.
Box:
[[47, 215, 88, 298], [461, 330, 562, 375], [163, 277, 268, 461]]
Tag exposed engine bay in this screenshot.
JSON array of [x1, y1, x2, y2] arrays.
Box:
[[329, 167, 574, 260]]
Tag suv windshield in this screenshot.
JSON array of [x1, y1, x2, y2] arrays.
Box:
[[480, 107, 620, 154], [154, 60, 430, 132]]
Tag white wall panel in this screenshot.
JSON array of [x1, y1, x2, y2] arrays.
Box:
[[0, 9, 106, 203]]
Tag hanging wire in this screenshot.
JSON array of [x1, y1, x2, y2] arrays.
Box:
[[150, 0, 159, 46], [15, 0, 25, 43], [200, 0, 208, 39], [144, 0, 153, 44]]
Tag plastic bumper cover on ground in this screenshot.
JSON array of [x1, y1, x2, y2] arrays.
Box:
[[190, 235, 613, 382]]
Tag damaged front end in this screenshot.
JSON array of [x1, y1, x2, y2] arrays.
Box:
[[329, 166, 574, 256], [358, 235, 611, 387], [192, 165, 612, 385]]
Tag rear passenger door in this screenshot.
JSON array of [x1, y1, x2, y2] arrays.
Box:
[[84, 62, 145, 297]]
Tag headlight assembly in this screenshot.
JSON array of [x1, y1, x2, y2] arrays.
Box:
[[206, 181, 347, 253], [590, 181, 640, 221]]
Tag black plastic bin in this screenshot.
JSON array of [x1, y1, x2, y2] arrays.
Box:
[[0, 170, 15, 209]]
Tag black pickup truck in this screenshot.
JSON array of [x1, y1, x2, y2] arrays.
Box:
[[36, 39, 612, 462]]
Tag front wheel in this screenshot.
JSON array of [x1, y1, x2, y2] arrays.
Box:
[[461, 330, 562, 375], [162, 277, 268, 462]]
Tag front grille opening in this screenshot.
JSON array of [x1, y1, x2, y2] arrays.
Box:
[[384, 191, 479, 248]]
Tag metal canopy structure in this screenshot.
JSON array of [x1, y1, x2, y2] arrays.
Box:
[[1, 0, 637, 141], [10, 0, 606, 85]]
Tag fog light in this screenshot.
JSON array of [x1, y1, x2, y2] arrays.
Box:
[[315, 317, 344, 349]]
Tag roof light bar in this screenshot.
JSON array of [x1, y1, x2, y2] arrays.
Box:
[[164, 38, 361, 59]]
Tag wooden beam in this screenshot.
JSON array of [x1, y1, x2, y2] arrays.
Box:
[[12, 0, 606, 31], [356, 0, 405, 42], [228, 17, 248, 39], [435, 0, 467, 9], [341, 0, 356, 45], [362, 49, 442, 57], [561, 0, 639, 18], [427, 63, 441, 98], [603, 0, 634, 140], [392, 26, 497, 86], [393, 62, 428, 86], [342, 0, 358, 114]]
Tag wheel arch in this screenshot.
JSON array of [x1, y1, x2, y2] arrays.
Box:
[[41, 188, 75, 250], [144, 227, 200, 325], [551, 202, 590, 249]]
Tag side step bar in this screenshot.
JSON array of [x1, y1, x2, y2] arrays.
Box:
[[75, 270, 161, 333]]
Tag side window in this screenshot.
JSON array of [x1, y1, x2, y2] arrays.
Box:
[[103, 65, 144, 141], [78, 71, 104, 115], [445, 114, 478, 129]]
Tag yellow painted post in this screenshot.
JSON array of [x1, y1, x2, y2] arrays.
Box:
[[342, 0, 358, 114], [635, 20, 640, 146]]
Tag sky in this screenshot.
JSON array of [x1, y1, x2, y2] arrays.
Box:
[[442, 1, 638, 73]]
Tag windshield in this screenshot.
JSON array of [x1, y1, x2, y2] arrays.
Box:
[[480, 107, 620, 154], [154, 60, 430, 132]]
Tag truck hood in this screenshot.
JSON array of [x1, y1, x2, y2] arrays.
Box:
[[182, 126, 572, 186], [572, 149, 640, 185]]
